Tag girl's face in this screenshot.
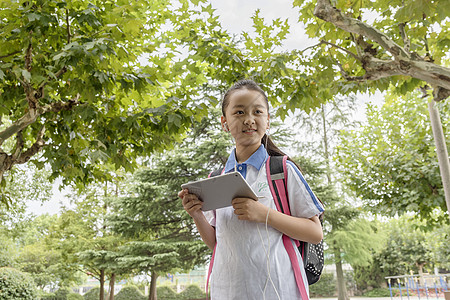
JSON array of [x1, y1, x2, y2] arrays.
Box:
[[221, 89, 270, 151]]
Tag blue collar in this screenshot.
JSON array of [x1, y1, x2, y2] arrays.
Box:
[[224, 145, 268, 173]]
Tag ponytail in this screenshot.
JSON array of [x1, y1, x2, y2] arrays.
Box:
[[261, 134, 303, 172]]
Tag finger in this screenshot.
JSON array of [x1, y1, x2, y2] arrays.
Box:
[[179, 189, 190, 199], [182, 193, 198, 205], [231, 197, 247, 205], [186, 200, 202, 210]]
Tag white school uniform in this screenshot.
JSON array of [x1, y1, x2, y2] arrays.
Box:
[[204, 145, 325, 300]]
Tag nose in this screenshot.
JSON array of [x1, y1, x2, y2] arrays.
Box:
[[244, 116, 255, 126]]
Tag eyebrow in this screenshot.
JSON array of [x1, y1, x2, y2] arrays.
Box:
[[231, 104, 267, 109]]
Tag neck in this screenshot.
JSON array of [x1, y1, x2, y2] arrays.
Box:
[[235, 144, 260, 163]]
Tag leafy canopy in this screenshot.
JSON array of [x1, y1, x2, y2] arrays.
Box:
[[336, 89, 450, 222]]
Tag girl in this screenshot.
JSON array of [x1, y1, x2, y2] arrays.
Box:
[[179, 79, 324, 300]]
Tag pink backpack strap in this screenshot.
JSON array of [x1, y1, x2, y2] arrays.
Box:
[[266, 156, 309, 300]]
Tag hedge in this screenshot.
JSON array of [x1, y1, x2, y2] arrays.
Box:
[[179, 285, 205, 300], [115, 286, 145, 300], [0, 267, 37, 300], [156, 286, 178, 300], [83, 287, 105, 300]]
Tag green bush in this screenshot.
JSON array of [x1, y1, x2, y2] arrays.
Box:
[[362, 288, 392, 297], [115, 286, 145, 300], [39, 292, 56, 300], [0, 267, 37, 300], [54, 287, 73, 300], [179, 285, 205, 300], [309, 272, 336, 297], [157, 286, 178, 300], [67, 293, 84, 300], [83, 287, 105, 300]]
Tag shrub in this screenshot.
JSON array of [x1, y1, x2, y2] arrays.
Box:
[[39, 292, 56, 300], [309, 272, 336, 297], [157, 286, 178, 300], [0, 267, 37, 300], [83, 287, 105, 300], [179, 285, 205, 300], [115, 286, 146, 300], [67, 293, 84, 300], [362, 288, 392, 297], [54, 287, 73, 300]]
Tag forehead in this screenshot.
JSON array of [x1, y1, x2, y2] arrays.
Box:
[[227, 89, 268, 109]]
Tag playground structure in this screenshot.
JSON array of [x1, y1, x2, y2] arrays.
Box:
[[385, 274, 449, 300]]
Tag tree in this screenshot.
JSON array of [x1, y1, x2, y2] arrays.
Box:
[[336, 90, 449, 223], [378, 217, 433, 278], [0, 0, 221, 205], [15, 214, 86, 290], [297, 155, 381, 300], [0, 234, 17, 268], [352, 215, 447, 291], [49, 179, 131, 300], [109, 108, 229, 300], [292, 95, 382, 300], [293, 0, 450, 218]]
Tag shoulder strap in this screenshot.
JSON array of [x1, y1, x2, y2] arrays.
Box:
[[209, 168, 223, 178], [267, 155, 291, 216], [266, 156, 309, 300]]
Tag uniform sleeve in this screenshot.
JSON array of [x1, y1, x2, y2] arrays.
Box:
[[285, 160, 324, 219]]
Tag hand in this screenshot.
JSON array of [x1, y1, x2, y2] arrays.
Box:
[[179, 189, 204, 219], [231, 197, 270, 223]]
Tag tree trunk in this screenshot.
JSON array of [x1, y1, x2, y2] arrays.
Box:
[[100, 269, 105, 300], [427, 99, 450, 221], [149, 271, 158, 300], [321, 104, 332, 185], [334, 245, 349, 300], [109, 273, 116, 300], [417, 263, 425, 286]]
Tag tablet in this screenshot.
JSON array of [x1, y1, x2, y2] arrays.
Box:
[[181, 171, 258, 211]]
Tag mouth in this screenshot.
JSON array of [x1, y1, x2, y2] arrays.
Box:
[[243, 128, 257, 133]]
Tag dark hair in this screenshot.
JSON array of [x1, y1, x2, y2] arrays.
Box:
[[222, 80, 322, 209], [221, 79, 286, 157]]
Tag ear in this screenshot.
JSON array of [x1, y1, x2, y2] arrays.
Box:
[[221, 116, 228, 132], [266, 115, 270, 130]]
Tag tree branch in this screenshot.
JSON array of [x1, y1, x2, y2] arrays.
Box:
[[0, 51, 21, 60], [39, 66, 67, 90], [66, 8, 71, 44], [433, 86, 450, 102], [25, 42, 32, 72], [320, 40, 360, 60], [0, 95, 80, 147], [314, 0, 410, 60], [16, 125, 46, 165], [300, 42, 323, 53], [0, 108, 39, 147], [12, 131, 24, 161], [398, 23, 410, 53], [313, 0, 450, 99]]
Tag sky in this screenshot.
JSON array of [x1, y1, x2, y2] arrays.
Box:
[[209, 0, 316, 50], [26, 0, 382, 216]]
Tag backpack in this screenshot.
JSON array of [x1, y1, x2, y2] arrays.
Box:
[[266, 155, 324, 286], [207, 155, 324, 296]]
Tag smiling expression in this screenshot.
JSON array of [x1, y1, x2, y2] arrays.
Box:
[[221, 89, 270, 153]]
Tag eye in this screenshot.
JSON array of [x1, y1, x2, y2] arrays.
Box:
[[234, 110, 244, 115]]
